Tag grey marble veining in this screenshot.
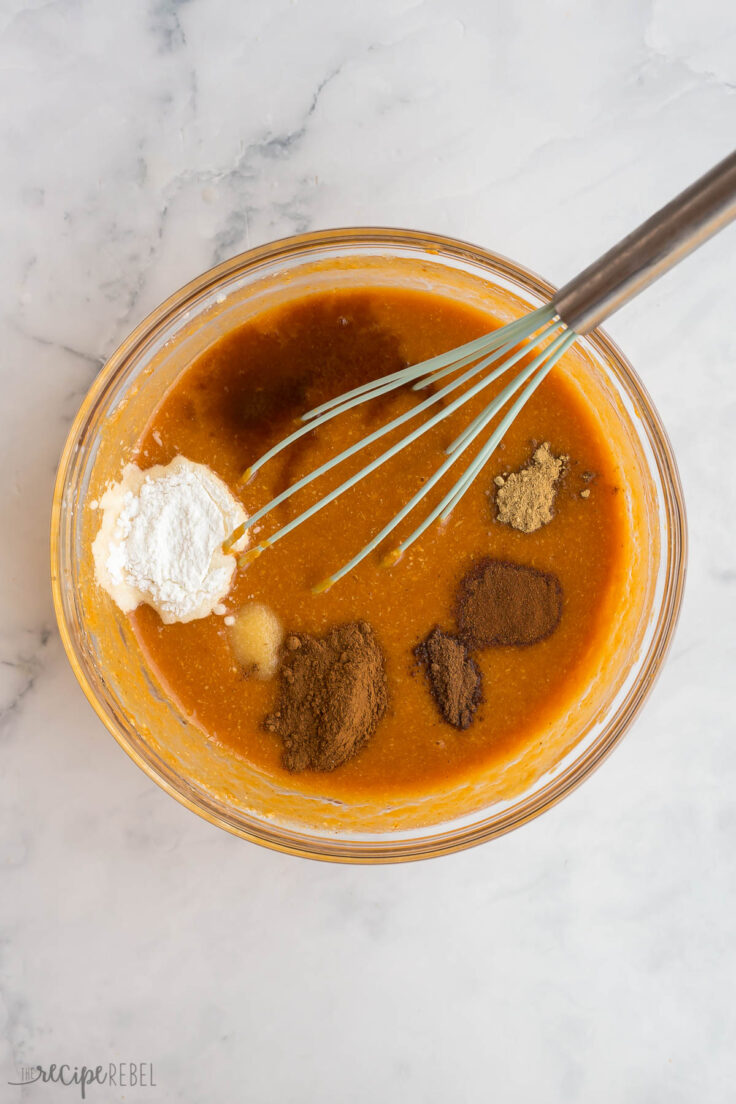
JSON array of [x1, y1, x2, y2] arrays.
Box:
[[1, 1, 736, 1100]]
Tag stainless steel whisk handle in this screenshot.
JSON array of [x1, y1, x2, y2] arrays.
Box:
[[554, 149, 736, 334]]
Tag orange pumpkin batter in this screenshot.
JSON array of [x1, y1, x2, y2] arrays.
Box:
[[129, 285, 631, 803]]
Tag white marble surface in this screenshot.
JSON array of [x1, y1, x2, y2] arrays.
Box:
[[2, 1, 736, 1100]]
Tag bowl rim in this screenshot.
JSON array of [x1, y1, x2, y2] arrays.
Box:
[[50, 226, 688, 862]]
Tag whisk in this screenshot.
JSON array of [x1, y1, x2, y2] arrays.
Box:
[[225, 150, 736, 591]]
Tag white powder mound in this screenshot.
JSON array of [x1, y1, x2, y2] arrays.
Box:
[[92, 455, 248, 624]]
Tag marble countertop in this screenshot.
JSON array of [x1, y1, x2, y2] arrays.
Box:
[[2, 1, 736, 1100]]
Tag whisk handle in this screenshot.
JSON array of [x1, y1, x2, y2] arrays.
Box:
[[554, 149, 736, 334]]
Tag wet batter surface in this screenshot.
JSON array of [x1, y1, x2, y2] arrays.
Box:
[[130, 286, 630, 801]]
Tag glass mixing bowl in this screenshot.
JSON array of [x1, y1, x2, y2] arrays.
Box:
[[50, 229, 686, 862]]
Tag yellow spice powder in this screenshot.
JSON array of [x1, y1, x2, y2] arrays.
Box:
[[493, 442, 567, 533]]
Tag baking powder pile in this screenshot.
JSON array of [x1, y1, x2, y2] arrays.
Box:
[[92, 455, 248, 624]]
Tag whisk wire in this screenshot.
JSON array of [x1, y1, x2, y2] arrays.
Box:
[[225, 314, 559, 551], [232, 332, 539, 560], [375, 329, 574, 566], [313, 327, 574, 591], [225, 307, 577, 587], [240, 307, 555, 489], [437, 329, 576, 524], [411, 308, 556, 392], [302, 305, 554, 421]]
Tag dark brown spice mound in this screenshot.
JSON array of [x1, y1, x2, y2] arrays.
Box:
[[265, 621, 387, 772], [415, 627, 482, 730], [457, 558, 563, 648]]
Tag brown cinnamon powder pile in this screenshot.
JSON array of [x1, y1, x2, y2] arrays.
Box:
[[415, 628, 482, 730], [265, 621, 387, 772], [457, 559, 563, 648], [494, 443, 566, 533]]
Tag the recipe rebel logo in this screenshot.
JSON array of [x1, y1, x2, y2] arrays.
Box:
[[8, 1061, 157, 1098]]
